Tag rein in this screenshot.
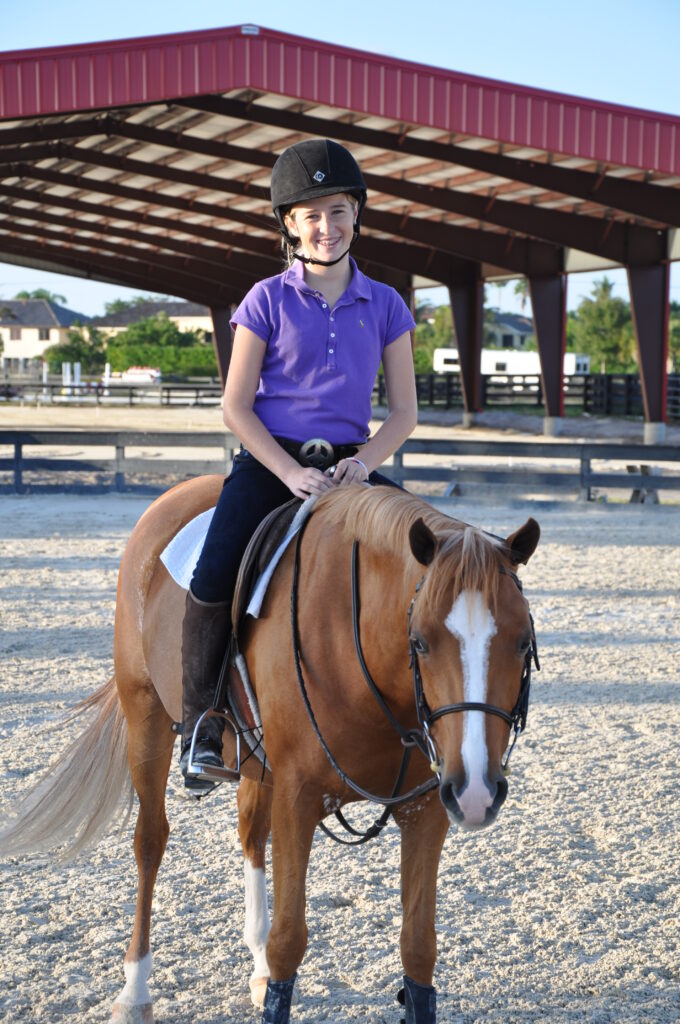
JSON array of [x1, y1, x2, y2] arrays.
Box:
[[290, 519, 539, 844]]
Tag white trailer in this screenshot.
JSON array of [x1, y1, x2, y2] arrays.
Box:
[[432, 348, 590, 375]]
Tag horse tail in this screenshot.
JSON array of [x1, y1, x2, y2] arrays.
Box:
[[0, 677, 133, 863]]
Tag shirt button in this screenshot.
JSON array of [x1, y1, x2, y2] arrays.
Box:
[[329, 348, 334, 354], [330, 315, 334, 321], [322, 303, 327, 308], [330, 332, 335, 338]]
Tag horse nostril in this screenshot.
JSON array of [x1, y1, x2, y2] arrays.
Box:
[[439, 779, 464, 821], [491, 775, 508, 814]]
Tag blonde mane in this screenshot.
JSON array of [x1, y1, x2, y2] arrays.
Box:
[[316, 485, 504, 611]]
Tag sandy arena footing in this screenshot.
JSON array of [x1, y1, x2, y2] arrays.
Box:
[[1, 489, 678, 1022]]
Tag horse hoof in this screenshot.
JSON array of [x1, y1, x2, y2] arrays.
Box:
[[250, 976, 269, 1008], [110, 1002, 154, 1023]]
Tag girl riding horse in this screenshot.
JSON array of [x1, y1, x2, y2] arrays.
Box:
[[180, 138, 417, 791]]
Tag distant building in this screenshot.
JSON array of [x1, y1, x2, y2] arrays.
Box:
[[0, 299, 90, 374], [91, 301, 213, 340], [485, 311, 534, 349]]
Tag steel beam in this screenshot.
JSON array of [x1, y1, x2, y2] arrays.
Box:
[[0, 182, 279, 256], [0, 217, 264, 291], [184, 96, 680, 227], [528, 275, 567, 420], [0, 117, 667, 263], [210, 307, 233, 388], [627, 263, 669, 423], [0, 183, 454, 285], [448, 266, 484, 418], [2, 152, 563, 274], [0, 235, 243, 306], [0, 201, 282, 275]]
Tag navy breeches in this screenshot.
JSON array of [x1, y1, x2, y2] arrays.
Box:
[[190, 451, 397, 604]]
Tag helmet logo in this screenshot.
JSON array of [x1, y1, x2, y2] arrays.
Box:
[[313, 170, 326, 183]]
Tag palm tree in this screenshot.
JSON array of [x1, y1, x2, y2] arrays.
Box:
[[514, 278, 529, 312]]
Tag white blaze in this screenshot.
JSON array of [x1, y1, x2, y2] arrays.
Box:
[[244, 860, 270, 1004], [445, 590, 497, 825]]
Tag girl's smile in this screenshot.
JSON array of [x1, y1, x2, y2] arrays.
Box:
[[285, 194, 357, 264]]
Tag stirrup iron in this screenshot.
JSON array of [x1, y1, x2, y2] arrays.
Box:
[[187, 707, 241, 783]]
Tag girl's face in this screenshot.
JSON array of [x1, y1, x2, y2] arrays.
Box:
[[284, 194, 357, 263]]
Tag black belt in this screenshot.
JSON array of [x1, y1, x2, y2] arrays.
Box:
[[275, 436, 359, 470]]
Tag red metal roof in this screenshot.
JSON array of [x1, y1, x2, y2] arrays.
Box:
[[1, 23, 678, 175]]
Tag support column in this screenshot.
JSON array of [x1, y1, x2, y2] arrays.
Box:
[[626, 263, 669, 443], [448, 269, 484, 427], [528, 274, 567, 436], [397, 281, 416, 349], [210, 306, 233, 389]]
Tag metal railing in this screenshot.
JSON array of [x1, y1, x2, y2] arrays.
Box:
[[3, 373, 679, 420], [2, 429, 679, 501]]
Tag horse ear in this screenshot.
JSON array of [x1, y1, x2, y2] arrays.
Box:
[[505, 518, 540, 565], [409, 518, 437, 566]]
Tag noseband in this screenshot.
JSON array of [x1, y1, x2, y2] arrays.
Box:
[[290, 522, 539, 841]]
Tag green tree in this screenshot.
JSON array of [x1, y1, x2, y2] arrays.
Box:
[[43, 325, 107, 374], [514, 278, 529, 312], [104, 295, 174, 314], [668, 302, 680, 372], [14, 288, 67, 305], [414, 304, 453, 371], [106, 313, 217, 376], [569, 277, 636, 373]]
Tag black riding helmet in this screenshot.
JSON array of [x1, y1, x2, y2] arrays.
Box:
[[271, 139, 367, 266]]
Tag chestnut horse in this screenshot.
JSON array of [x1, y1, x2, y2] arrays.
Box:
[[0, 477, 539, 1024]]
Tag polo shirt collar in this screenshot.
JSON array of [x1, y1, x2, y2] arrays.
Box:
[[283, 257, 372, 301]]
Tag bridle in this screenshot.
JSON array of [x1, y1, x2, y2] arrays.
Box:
[[408, 565, 539, 777], [290, 520, 539, 843]]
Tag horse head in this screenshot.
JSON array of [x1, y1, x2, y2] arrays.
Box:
[[408, 516, 540, 830]]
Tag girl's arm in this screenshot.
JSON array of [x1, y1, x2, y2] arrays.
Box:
[[223, 325, 335, 499], [333, 331, 417, 484]]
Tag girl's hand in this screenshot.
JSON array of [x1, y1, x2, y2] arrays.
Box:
[[285, 464, 336, 499], [331, 457, 369, 486]]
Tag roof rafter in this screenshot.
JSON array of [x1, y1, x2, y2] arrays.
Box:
[[0, 124, 666, 264], [0, 235, 243, 306], [182, 95, 680, 227], [1, 157, 562, 274]]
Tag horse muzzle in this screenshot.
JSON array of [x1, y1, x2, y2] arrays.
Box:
[[439, 771, 508, 830]]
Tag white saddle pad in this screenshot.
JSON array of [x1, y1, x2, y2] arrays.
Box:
[[159, 496, 317, 618]]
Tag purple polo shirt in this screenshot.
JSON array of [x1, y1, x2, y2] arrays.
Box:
[[230, 258, 415, 445]]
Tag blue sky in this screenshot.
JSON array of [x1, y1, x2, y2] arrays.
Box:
[[1, 0, 679, 316]]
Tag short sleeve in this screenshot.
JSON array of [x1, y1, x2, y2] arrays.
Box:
[[384, 288, 416, 346], [230, 281, 273, 343]]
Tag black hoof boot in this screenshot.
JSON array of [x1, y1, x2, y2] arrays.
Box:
[[400, 975, 436, 1024], [261, 974, 296, 1024]]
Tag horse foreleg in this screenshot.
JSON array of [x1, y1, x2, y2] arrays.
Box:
[[111, 684, 175, 1024], [238, 778, 273, 1007], [394, 795, 449, 1024], [260, 781, 319, 1023]]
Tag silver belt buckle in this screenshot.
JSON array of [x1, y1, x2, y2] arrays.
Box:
[[299, 437, 335, 470]]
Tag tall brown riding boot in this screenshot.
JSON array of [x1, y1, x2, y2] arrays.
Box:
[[179, 589, 239, 794]]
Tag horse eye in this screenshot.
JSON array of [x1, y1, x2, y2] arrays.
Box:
[[412, 636, 429, 655], [517, 633, 532, 655]]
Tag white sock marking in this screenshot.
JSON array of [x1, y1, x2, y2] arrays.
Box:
[[114, 951, 152, 1007], [445, 591, 497, 824], [244, 860, 270, 982]]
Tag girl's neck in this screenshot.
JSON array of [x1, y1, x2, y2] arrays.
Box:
[[302, 256, 352, 306]]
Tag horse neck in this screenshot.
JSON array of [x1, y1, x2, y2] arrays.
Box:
[[355, 543, 420, 707]]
